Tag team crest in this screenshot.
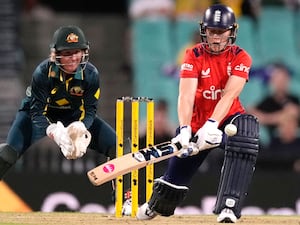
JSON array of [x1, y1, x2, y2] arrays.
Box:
[[214, 10, 221, 23], [227, 63, 232, 76], [66, 33, 79, 43], [70, 86, 84, 96], [50, 71, 56, 77]]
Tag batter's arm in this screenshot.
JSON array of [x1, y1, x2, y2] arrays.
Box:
[[210, 76, 246, 123], [177, 77, 198, 126]]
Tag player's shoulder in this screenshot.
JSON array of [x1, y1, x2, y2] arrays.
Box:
[[85, 62, 99, 76], [37, 58, 50, 69], [230, 45, 252, 64], [33, 59, 51, 77], [186, 43, 205, 58], [83, 62, 100, 83], [231, 45, 251, 58]]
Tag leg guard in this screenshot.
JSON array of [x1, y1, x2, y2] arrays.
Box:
[[214, 114, 259, 218], [148, 178, 189, 216], [0, 143, 19, 179]]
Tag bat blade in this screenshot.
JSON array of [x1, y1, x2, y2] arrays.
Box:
[[87, 141, 181, 186]]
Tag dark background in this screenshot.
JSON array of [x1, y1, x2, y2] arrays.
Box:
[[34, 0, 128, 14]]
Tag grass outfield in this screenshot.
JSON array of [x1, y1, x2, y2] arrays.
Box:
[[0, 213, 300, 225]]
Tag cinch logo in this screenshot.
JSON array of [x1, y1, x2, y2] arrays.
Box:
[[103, 164, 115, 173], [181, 63, 193, 71], [203, 86, 223, 100], [234, 63, 250, 73]]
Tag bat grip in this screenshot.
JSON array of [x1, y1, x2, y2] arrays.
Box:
[[174, 135, 199, 150], [190, 135, 198, 143]]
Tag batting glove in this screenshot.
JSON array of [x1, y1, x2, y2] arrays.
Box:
[[172, 125, 198, 158], [171, 125, 191, 148], [195, 119, 223, 151]]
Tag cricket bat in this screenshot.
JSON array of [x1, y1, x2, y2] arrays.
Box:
[[87, 141, 187, 186]]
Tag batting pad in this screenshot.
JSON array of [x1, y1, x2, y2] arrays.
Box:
[[213, 114, 259, 218], [148, 178, 189, 216]]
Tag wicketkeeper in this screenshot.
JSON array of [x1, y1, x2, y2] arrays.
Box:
[[0, 25, 116, 178], [137, 4, 259, 223]]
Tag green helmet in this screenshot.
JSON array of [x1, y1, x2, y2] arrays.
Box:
[[50, 25, 89, 51]]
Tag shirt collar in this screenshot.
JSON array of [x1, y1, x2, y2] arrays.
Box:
[[48, 63, 84, 80]]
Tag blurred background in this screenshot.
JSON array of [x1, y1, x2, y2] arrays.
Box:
[[1, 0, 300, 216]]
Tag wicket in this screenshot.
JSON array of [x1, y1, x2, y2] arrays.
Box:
[[115, 96, 154, 218]]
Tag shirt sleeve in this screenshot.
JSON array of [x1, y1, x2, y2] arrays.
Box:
[[81, 65, 100, 129], [30, 61, 52, 140], [230, 49, 252, 80], [179, 47, 202, 79]]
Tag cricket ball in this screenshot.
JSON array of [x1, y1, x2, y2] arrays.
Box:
[[225, 124, 237, 136]]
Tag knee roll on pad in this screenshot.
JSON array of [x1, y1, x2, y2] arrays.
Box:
[[148, 178, 189, 216], [0, 143, 19, 179], [214, 114, 259, 218]]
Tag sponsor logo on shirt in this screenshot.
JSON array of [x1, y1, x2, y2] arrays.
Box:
[[201, 68, 210, 78], [203, 86, 223, 100], [51, 87, 57, 94], [181, 63, 193, 71], [234, 63, 250, 73]]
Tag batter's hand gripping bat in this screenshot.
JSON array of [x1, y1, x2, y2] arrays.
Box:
[[87, 141, 197, 186]]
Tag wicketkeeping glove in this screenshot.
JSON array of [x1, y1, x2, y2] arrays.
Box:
[[46, 121, 91, 159], [46, 121, 74, 159], [195, 119, 223, 151], [66, 121, 91, 159]]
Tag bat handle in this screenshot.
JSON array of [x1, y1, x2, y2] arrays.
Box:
[[174, 135, 199, 158], [190, 135, 198, 143], [174, 135, 198, 149]]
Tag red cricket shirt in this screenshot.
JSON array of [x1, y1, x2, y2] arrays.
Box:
[[180, 44, 252, 132]]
